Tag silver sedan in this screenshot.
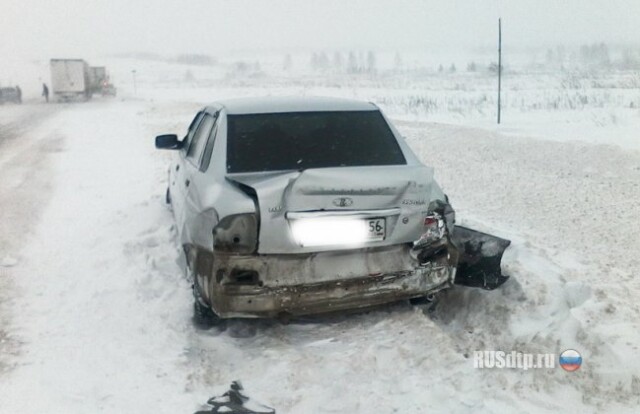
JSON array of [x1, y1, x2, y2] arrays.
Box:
[[155, 96, 509, 323]]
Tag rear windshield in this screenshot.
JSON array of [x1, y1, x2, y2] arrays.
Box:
[[226, 110, 406, 173]]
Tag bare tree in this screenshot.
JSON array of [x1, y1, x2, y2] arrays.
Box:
[[347, 51, 359, 74], [367, 51, 377, 74], [283, 54, 292, 71], [394, 52, 403, 72], [332, 51, 344, 71]]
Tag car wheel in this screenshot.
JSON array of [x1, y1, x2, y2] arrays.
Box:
[[187, 250, 221, 328], [409, 294, 436, 305], [193, 292, 221, 328], [409, 293, 439, 315]]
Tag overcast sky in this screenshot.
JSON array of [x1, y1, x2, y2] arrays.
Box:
[[1, 0, 639, 59]]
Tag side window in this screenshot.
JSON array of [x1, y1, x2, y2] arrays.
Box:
[[182, 111, 204, 152], [186, 114, 215, 166], [200, 113, 219, 172]]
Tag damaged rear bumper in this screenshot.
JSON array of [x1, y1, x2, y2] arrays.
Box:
[[207, 244, 455, 318]]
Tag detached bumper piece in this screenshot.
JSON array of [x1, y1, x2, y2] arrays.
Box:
[[195, 381, 275, 414], [451, 226, 511, 290]]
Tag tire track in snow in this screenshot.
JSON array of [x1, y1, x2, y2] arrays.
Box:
[[0, 100, 195, 413], [0, 103, 64, 377]]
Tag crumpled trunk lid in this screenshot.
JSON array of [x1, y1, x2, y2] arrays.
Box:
[[227, 165, 440, 254]]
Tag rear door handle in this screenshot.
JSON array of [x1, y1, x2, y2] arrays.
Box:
[[185, 179, 190, 187]]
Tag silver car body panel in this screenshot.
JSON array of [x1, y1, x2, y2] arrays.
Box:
[[226, 164, 441, 254]]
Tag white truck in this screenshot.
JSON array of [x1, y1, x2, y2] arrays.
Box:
[[50, 59, 91, 101]]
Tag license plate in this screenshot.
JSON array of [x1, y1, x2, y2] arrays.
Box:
[[366, 218, 386, 241]]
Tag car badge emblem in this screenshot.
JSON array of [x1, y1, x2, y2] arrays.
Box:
[[332, 197, 353, 207]]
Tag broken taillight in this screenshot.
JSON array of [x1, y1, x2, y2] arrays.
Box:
[[424, 216, 438, 226], [213, 213, 258, 254], [414, 213, 446, 248]]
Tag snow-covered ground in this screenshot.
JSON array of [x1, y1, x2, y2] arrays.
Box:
[[1, 57, 639, 413]]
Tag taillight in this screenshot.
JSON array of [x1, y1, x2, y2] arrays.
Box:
[[424, 216, 438, 226], [414, 213, 446, 248], [213, 213, 258, 254], [427, 198, 456, 234]]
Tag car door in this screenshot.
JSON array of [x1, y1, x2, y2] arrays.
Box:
[[187, 112, 220, 294], [171, 111, 204, 232], [181, 112, 217, 238]]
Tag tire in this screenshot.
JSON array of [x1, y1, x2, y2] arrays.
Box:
[[409, 295, 435, 306], [409, 293, 440, 317], [188, 250, 220, 328], [193, 292, 220, 328]]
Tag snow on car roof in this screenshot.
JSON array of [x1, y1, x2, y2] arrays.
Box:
[[214, 96, 377, 115]]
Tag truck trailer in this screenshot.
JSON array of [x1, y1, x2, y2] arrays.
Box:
[[50, 59, 91, 101]]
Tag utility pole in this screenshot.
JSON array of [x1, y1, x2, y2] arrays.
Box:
[[132, 70, 137, 95], [497, 18, 502, 124]]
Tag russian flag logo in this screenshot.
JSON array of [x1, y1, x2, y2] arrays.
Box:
[[559, 349, 582, 372]]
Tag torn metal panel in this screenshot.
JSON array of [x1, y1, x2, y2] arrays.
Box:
[[207, 244, 455, 318], [452, 226, 511, 290]]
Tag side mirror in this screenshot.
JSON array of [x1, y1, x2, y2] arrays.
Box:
[[155, 134, 182, 150]]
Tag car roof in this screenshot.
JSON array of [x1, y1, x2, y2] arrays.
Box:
[[208, 96, 378, 115]]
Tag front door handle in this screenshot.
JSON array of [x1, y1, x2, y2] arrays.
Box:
[[185, 179, 190, 187]]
